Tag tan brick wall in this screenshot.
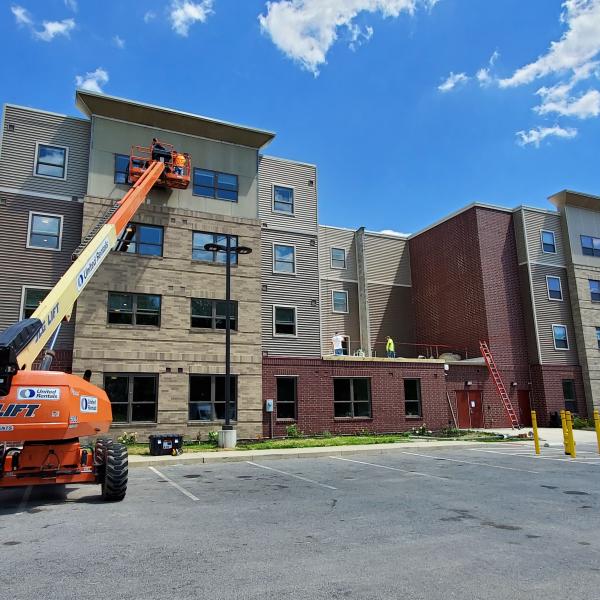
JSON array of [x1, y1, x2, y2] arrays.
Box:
[[73, 197, 263, 440]]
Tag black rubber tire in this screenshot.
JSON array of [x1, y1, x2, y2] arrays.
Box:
[[94, 437, 113, 466], [101, 442, 128, 502]]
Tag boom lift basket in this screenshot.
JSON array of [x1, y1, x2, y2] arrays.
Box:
[[128, 140, 191, 190]]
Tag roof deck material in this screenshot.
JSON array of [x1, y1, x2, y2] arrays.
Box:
[[323, 355, 444, 364]]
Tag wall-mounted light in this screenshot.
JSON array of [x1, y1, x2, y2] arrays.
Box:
[[510, 381, 518, 387], [465, 380, 472, 386]]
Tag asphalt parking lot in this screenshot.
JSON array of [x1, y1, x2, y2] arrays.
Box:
[[1, 443, 599, 600]]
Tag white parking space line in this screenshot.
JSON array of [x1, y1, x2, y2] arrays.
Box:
[[399, 451, 539, 474], [148, 466, 200, 502], [469, 448, 600, 465], [13, 485, 32, 515], [246, 461, 337, 490], [331, 457, 448, 481]]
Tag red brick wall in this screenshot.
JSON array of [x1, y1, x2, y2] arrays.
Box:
[[263, 357, 451, 437], [32, 349, 73, 373]]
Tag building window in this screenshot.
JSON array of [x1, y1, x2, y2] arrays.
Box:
[[541, 230, 556, 254], [331, 247, 346, 269], [116, 223, 163, 257], [192, 232, 238, 264], [332, 290, 349, 313], [34, 143, 67, 179], [590, 280, 600, 302], [273, 244, 295, 274], [546, 276, 563, 301], [273, 306, 297, 336], [193, 168, 238, 202], [191, 298, 237, 330], [596, 327, 600, 349], [273, 185, 294, 214], [580, 235, 600, 257], [333, 378, 371, 418], [404, 379, 422, 417], [552, 324, 569, 350], [114, 153, 129, 184], [189, 375, 237, 421], [21, 287, 50, 319], [276, 377, 297, 420], [27, 212, 62, 250], [104, 374, 158, 423], [562, 379, 577, 413], [107, 293, 161, 326]]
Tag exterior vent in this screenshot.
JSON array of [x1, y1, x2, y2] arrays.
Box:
[[262, 284, 268, 292], [310, 239, 316, 246], [0, 198, 6, 206], [310, 299, 317, 307], [308, 180, 314, 187], [7, 123, 15, 132]]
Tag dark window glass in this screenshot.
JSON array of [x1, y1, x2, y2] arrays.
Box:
[[562, 379, 577, 413], [596, 327, 600, 350], [332, 291, 348, 313], [274, 306, 296, 335], [189, 375, 237, 421], [580, 235, 600, 257], [404, 379, 422, 416], [273, 186, 294, 213], [104, 374, 157, 423], [274, 244, 295, 273], [192, 232, 238, 264], [191, 298, 237, 330], [333, 378, 371, 418], [107, 292, 161, 326], [590, 280, 600, 302], [22, 288, 49, 319], [29, 213, 61, 249], [36, 144, 66, 178], [331, 247, 346, 269], [276, 377, 297, 420], [541, 231, 556, 253], [553, 325, 568, 349], [116, 223, 163, 257], [114, 154, 129, 184], [547, 276, 563, 300], [193, 168, 238, 202]]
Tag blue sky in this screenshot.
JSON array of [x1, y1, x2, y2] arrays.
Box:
[[2, 0, 600, 234]]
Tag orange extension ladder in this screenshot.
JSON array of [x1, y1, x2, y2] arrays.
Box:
[[479, 340, 520, 429]]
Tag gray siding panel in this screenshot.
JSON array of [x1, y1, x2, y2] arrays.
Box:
[[522, 208, 565, 266], [261, 229, 320, 356], [364, 233, 411, 285], [513, 210, 528, 265], [319, 226, 358, 281], [0, 105, 90, 198], [320, 280, 360, 355], [258, 156, 317, 232], [0, 191, 83, 350]]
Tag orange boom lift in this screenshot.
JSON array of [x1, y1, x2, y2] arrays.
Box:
[[0, 140, 190, 501]]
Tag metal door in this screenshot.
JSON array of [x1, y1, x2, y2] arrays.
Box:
[[518, 390, 532, 427]]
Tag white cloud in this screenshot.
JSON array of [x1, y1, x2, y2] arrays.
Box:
[[34, 18, 75, 41], [64, 0, 77, 11], [438, 71, 469, 92], [11, 5, 33, 26], [75, 68, 109, 93], [258, 0, 438, 75], [516, 125, 577, 147], [113, 35, 125, 49], [144, 11, 156, 23], [476, 50, 500, 86], [169, 0, 213, 36], [379, 229, 410, 237]]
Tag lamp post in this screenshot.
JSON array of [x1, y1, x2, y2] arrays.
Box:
[[204, 237, 252, 448]]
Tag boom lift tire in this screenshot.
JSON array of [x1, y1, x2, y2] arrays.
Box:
[[100, 441, 128, 502]]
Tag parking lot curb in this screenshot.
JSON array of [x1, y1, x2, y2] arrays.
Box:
[[128, 440, 512, 468]]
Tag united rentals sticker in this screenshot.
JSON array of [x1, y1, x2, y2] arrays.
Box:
[[80, 396, 98, 413], [76, 237, 110, 291], [17, 387, 61, 401]]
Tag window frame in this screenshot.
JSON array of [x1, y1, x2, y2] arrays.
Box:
[[562, 379, 577, 413], [272, 184, 295, 215], [192, 231, 239, 265], [589, 279, 600, 303], [540, 229, 557, 254], [33, 141, 69, 181], [272, 243, 296, 275], [273, 305, 298, 337], [115, 222, 164, 257], [190, 298, 238, 331], [580, 234, 600, 257], [188, 374, 238, 422], [404, 378, 422, 417], [103, 373, 158, 424], [333, 377, 372, 419], [107, 292, 162, 327], [26, 211, 63, 251], [595, 327, 600, 350], [552, 324, 569, 350], [330, 247, 347, 270], [20, 285, 51, 320], [545, 275, 563, 301], [192, 167, 239, 203], [331, 289, 349, 314], [114, 153, 130, 185], [275, 375, 298, 421]]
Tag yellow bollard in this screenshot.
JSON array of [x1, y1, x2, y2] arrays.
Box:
[[560, 410, 570, 455], [566, 411, 576, 459], [531, 410, 540, 455], [594, 410, 600, 455]]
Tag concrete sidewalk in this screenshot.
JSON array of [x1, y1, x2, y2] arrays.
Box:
[[486, 426, 598, 447], [127, 438, 523, 468]]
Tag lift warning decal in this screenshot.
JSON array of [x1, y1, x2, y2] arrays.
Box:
[[0, 403, 41, 418], [17, 387, 61, 401], [80, 396, 98, 413]]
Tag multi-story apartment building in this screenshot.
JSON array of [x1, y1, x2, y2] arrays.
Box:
[[0, 91, 596, 440]]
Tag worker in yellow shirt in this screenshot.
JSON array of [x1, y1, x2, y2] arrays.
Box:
[[386, 336, 395, 358]]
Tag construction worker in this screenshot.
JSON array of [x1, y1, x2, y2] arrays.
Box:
[[332, 331, 347, 356], [174, 152, 186, 176], [386, 336, 395, 358]]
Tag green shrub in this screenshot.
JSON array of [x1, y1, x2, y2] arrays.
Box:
[[573, 416, 594, 429], [207, 431, 219, 445], [286, 423, 303, 438], [410, 424, 432, 436], [321, 430, 333, 439], [117, 431, 138, 445]]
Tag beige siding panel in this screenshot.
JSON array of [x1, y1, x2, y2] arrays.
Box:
[[0, 191, 83, 350], [530, 263, 578, 365], [261, 229, 320, 356], [522, 208, 565, 266], [517, 264, 541, 364], [364, 233, 411, 285], [318, 225, 358, 281], [513, 210, 528, 264], [258, 156, 317, 233], [0, 105, 90, 198], [320, 280, 360, 355]]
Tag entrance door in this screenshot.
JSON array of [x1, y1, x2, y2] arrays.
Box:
[[456, 391, 483, 428], [517, 390, 532, 427]]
